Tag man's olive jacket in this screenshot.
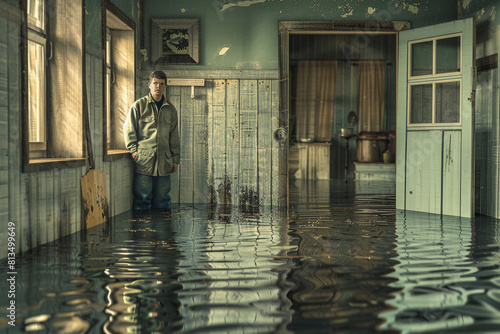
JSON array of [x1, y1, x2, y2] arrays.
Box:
[[123, 94, 180, 176]]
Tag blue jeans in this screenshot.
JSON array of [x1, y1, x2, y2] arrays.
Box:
[[133, 173, 172, 211]]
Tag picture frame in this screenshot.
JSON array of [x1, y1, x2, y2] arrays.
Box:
[[150, 18, 200, 64]]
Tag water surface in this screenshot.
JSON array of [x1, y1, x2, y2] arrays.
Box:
[[1, 180, 500, 333]]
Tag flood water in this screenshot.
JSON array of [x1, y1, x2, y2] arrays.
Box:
[[1, 180, 500, 333]]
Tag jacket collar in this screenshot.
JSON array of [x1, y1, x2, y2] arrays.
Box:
[[147, 93, 169, 106]]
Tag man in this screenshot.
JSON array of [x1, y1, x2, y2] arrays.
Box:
[[123, 70, 180, 211]]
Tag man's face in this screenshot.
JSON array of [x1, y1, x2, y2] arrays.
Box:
[[149, 77, 166, 98]]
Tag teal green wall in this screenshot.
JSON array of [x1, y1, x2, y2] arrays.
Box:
[[85, 0, 460, 70], [459, 0, 500, 27], [142, 0, 458, 70]]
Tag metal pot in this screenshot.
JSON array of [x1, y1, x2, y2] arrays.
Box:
[[356, 132, 388, 163]]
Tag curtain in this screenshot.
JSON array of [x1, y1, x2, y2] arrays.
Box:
[[296, 61, 337, 142], [358, 61, 386, 132]]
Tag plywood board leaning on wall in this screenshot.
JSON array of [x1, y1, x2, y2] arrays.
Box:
[[81, 168, 109, 229]]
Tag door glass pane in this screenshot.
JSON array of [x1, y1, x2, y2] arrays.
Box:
[[410, 84, 432, 124], [436, 36, 460, 74], [411, 41, 433, 76], [435, 81, 460, 123]]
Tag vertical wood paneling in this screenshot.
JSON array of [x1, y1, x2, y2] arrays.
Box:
[[226, 80, 240, 207], [258, 80, 272, 206], [27, 174, 37, 251], [59, 169, 71, 237], [211, 80, 228, 206], [39, 171, 48, 245], [0, 16, 9, 247], [21, 175, 30, 253], [179, 86, 195, 203], [193, 84, 208, 204], [0, 23, 134, 257], [270, 80, 280, 208], [165, 75, 284, 209], [442, 131, 461, 216], [112, 159, 133, 214], [405, 131, 443, 214], [8, 15, 26, 255], [52, 169, 61, 242], [45, 171, 55, 243], [475, 68, 500, 218], [206, 81, 215, 206], [239, 80, 259, 208], [1, 16, 285, 256], [168, 85, 181, 204]]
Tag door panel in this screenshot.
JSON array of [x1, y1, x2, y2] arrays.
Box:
[[442, 131, 462, 216], [405, 131, 442, 214], [397, 18, 476, 217]]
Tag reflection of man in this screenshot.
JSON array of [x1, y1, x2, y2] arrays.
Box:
[[123, 71, 180, 211]]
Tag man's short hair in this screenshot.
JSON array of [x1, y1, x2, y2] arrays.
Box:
[[149, 70, 167, 84]]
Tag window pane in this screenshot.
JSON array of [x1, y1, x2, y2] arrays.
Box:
[[28, 40, 45, 143], [436, 36, 460, 74], [411, 41, 433, 76], [27, 0, 44, 31], [410, 84, 432, 124], [436, 81, 460, 123]]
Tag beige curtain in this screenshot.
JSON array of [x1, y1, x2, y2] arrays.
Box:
[[296, 61, 337, 142], [358, 61, 386, 132]]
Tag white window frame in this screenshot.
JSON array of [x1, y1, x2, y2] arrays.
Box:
[[103, 1, 135, 157], [407, 33, 463, 128], [105, 28, 112, 151], [27, 0, 47, 153]]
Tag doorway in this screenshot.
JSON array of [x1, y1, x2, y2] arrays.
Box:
[[279, 21, 409, 199]]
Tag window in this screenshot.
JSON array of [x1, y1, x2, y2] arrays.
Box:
[[22, 0, 85, 171], [103, 1, 135, 158], [408, 34, 462, 126], [27, 0, 47, 154]]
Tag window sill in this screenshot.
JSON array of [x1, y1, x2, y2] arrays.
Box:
[[23, 157, 87, 173], [104, 149, 131, 162]]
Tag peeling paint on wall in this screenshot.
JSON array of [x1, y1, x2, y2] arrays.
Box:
[[220, 0, 270, 12], [462, 0, 472, 10], [477, 7, 486, 20], [367, 7, 377, 15], [396, 2, 421, 15], [219, 46, 230, 56], [180, 8, 187, 13], [338, 4, 354, 18]]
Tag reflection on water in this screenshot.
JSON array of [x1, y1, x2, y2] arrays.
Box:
[[380, 212, 500, 333], [0, 180, 499, 333]]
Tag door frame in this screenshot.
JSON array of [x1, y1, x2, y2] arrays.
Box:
[[278, 20, 410, 198]]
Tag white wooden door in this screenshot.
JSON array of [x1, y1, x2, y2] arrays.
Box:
[[396, 18, 476, 217]]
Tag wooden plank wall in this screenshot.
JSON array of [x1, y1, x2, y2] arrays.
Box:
[[166, 78, 281, 209], [475, 68, 500, 218], [1, 4, 281, 256], [0, 4, 133, 258]]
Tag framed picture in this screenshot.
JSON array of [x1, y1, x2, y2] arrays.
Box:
[[151, 18, 200, 64]]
